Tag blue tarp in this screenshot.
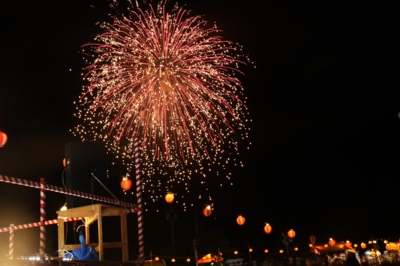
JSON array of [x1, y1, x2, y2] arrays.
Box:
[[65, 234, 99, 261]]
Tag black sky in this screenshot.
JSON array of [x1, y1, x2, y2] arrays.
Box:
[[1, 0, 400, 259]]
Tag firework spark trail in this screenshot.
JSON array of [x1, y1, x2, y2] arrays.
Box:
[[74, 2, 252, 209]]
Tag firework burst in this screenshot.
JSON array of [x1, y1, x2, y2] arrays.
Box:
[[73, 1, 253, 210]]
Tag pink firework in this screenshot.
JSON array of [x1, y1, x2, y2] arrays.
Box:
[[73, 3, 252, 209]]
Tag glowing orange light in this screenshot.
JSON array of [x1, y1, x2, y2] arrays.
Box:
[[361, 242, 367, 249], [329, 238, 336, 247], [345, 241, 352, 249], [120, 176, 133, 191], [165, 192, 174, 203], [0, 131, 7, 148], [203, 205, 212, 217], [236, 215, 245, 225], [264, 223, 272, 234], [287, 229, 295, 238], [279, 250, 284, 254]]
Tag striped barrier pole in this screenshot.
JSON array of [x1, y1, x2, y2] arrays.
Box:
[[135, 137, 144, 266], [9, 224, 14, 260], [0, 217, 84, 233], [1, 217, 83, 260], [39, 178, 46, 253]]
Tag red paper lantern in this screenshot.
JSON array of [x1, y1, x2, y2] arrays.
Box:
[[236, 215, 245, 225], [361, 242, 367, 249], [120, 176, 132, 191], [287, 229, 296, 238], [329, 238, 336, 247], [165, 192, 174, 203], [62, 158, 67, 168], [203, 206, 212, 217], [345, 241, 352, 249], [0, 131, 8, 147], [310, 235, 316, 244], [264, 223, 272, 234]]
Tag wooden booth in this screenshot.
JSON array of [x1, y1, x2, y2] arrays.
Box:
[[57, 204, 129, 261]]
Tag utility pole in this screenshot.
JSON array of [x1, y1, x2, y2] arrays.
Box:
[[193, 239, 199, 266]]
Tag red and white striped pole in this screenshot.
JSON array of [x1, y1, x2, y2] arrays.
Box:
[[9, 223, 14, 260], [39, 178, 46, 253], [135, 137, 144, 265], [0, 217, 84, 233]]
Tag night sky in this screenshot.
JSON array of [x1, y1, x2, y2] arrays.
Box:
[[1, 0, 400, 260]]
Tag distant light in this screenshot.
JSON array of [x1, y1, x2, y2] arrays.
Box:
[[287, 229, 295, 238], [165, 192, 175, 204], [264, 223, 272, 234], [0, 131, 8, 148], [203, 205, 212, 217], [345, 241, 352, 249], [310, 235, 316, 244], [236, 215, 245, 225], [60, 203, 67, 211]]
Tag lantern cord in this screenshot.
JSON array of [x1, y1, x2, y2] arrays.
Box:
[[90, 173, 126, 211]]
